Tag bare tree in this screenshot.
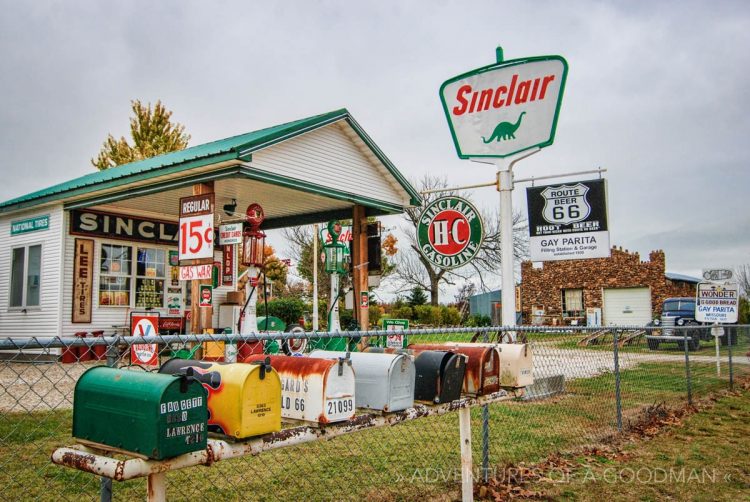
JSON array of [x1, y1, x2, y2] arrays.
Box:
[[391, 174, 528, 305], [735, 264, 750, 297]]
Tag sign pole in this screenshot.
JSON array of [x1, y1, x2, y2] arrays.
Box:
[[494, 148, 539, 337]]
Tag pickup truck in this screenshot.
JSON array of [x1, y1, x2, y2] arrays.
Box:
[[647, 297, 712, 351]]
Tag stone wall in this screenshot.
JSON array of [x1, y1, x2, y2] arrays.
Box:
[[520, 247, 696, 322]]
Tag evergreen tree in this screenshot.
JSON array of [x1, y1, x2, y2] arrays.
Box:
[[91, 100, 190, 170], [407, 287, 428, 307]]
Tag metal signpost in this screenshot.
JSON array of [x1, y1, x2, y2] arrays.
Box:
[[439, 46, 568, 501], [696, 269, 739, 376], [439, 47, 568, 337]]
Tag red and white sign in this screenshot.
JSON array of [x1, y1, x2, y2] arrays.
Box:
[[130, 313, 159, 366], [219, 223, 243, 245], [179, 194, 215, 261], [321, 226, 352, 244], [440, 56, 567, 159], [179, 264, 213, 281], [360, 291, 369, 309], [428, 209, 471, 256], [222, 245, 234, 285]]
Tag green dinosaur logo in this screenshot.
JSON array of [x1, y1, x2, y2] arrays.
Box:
[[482, 112, 526, 143]]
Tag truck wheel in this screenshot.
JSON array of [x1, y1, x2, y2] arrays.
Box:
[[689, 336, 701, 351], [282, 325, 308, 355], [647, 338, 660, 350]]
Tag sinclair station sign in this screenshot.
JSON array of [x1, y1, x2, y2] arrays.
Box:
[[439, 54, 567, 159]]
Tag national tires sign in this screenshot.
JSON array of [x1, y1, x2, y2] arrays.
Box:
[[417, 196, 483, 270], [526, 179, 610, 261], [440, 55, 567, 159]]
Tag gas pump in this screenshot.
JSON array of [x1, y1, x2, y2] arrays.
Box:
[[310, 220, 352, 351], [238, 204, 265, 345]]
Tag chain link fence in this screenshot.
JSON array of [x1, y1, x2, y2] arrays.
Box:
[[1, 324, 748, 500]]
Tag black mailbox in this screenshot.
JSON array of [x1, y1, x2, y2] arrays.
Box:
[[414, 350, 466, 404]]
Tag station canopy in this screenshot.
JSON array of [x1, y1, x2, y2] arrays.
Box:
[[0, 109, 421, 227]]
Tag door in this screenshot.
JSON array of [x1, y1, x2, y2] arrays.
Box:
[[602, 287, 652, 326]]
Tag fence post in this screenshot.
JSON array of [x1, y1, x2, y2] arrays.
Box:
[[481, 330, 490, 482], [100, 341, 119, 502], [728, 327, 734, 390], [613, 329, 622, 432], [683, 329, 693, 405]]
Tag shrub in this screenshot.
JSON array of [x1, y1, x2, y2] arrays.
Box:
[[466, 314, 492, 327], [440, 306, 462, 326], [414, 305, 442, 326], [264, 298, 306, 326], [391, 305, 413, 321]]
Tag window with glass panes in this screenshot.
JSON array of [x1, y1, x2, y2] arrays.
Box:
[[561, 289, 584, 317], [9, 244, 42, 308], [99, 244, 167, 308]]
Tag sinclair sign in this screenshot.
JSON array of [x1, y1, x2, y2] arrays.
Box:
[[440, 55, 568, 159], [417, 196, 483, 270]]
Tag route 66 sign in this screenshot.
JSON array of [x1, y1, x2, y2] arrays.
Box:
[[417, 196, 483, 270], [527, 179, 609, 262], [540, 183, 591, 225]]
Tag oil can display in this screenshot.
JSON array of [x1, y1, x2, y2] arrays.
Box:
[[72, 366, 208, 460], [408, 343, 501, 396], [413, 350, 466, 404], [159, 358, 281, 438], [245, 354, 356, 424], [310, 350, 415, 412]]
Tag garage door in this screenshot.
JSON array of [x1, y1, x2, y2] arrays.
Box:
[[602, 287, 652, 326]]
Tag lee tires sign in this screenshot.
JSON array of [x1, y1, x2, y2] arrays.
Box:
[[440, 55, 567, 159], [527, 179, 610, 261], [417, 196, 483, 270]]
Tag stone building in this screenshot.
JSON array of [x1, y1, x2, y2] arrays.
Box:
[[520, 247, 698, 326]]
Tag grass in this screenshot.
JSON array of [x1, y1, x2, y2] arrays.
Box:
[[529, 389, 750, 501], [555, 335, 750, 357], [0, 361, 745, 501]]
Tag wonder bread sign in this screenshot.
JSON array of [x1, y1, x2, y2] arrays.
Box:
[[440, 54, 567, 158]]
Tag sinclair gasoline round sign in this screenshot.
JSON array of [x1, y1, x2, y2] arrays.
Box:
[[417, 196, 483, 270]]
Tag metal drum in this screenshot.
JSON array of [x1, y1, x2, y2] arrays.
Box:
[[310, 350, 415, 412]]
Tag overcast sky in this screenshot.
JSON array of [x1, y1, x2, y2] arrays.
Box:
[[1, 1, 748, 298]]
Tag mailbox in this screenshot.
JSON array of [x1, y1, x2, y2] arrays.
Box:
[[408, 343, 501, 397], [310, 350, 415, 412], [413, 350, 466, 404], [246, 354, 356, 424], [443, 342, 534, 388], [160, 358, 281, 438], [497, 343, 533, 387], [72, 367, 208, 460]]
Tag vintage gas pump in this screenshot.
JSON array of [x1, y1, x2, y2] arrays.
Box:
[[239, 203, 265, 340], [310, 220, 351, 351]]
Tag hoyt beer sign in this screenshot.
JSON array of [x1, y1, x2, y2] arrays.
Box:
[[417, 196, 483, 270], [440, 55, 567, 158]]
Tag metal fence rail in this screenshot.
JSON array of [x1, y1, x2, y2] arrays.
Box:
[[0, 324, 747, 501]]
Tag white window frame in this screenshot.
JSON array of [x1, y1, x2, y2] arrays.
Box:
[[98, 241, 170, 309], [561, 288, 584, 318], [8, 243, 43, 310]]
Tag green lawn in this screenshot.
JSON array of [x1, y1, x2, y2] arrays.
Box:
[[0, 360, 742, 501]]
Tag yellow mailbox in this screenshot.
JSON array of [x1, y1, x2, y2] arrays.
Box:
[[160, 358, 281, 438]]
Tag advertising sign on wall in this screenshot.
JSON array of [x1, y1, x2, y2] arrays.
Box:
[[440, 55, 567, 159], [416, 196, 483, 270], [219, 223, 243, 245], [130, 312, 160, 366], [526, 179, 610, 261], [178, 194, 215, 261], [72, 238, 94, 323]]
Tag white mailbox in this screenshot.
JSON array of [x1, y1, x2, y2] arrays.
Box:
[[446, 342, 534, 388], [310, 351, 415, 412], [246, 354, 356, 425]]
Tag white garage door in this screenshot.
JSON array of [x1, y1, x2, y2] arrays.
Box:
[[602, 287, 652, 326]]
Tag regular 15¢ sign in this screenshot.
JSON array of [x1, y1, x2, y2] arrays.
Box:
[[179, 194, 215, 261], [417, 196, 483, 270]]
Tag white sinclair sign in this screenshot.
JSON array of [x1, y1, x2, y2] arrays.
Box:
[[695, 282, 739, 324], [440, 55, 568, 158]]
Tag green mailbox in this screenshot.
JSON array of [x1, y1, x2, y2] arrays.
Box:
[[73, 367, 208, 460]]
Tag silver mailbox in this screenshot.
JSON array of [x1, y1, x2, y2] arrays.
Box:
[[309, 350, 415, 412]]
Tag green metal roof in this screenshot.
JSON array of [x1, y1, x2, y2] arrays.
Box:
[[0, 108, 421, 213]]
